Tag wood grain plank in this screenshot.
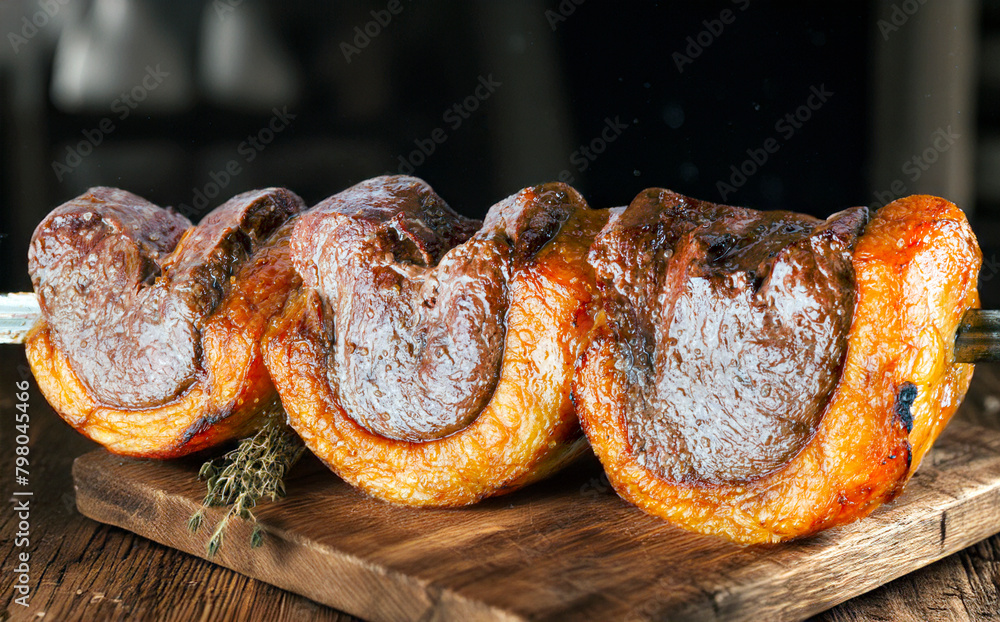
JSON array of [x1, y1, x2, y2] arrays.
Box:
[[73, 419, 1000, 622], [0, 352, 356, 622], [813, 536, 1000, 622]]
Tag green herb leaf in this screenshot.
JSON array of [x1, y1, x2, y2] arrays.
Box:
[[188, 401, 305, 556]]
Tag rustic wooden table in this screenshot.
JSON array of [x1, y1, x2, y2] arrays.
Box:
[[2, 350, 999, 622]]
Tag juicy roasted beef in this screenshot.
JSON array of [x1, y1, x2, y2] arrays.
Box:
[[26, 186, 305, 457], [589, 189, 867, 484], [575, 192, 980, 543], [265, 176, 605, 505]]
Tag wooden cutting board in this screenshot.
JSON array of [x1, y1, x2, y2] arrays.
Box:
[[73, 416, 1000, 622]]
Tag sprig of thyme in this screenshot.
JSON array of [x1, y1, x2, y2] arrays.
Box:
[[188, 402, 305, 556]]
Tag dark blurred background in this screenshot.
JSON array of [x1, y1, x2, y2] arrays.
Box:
[[0, 0, 995, 306]]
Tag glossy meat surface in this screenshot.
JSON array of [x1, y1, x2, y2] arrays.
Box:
[[575, 194, 980, 543], [26, 188, 305, 457], [291, 176, 496, 441], [590, 189, 866, 483], [29, 187, 301, 408], [265, 177, 607, 505]]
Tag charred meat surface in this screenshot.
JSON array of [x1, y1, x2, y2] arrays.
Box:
[[27, 211, 305, 457], [291, 175, 577, 442], [590, 189, 867, 484], [576, 193, 979, 543], [29, 186, 304, 409], [267, 177, 602, 505]]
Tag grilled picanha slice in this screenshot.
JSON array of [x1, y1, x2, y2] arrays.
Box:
[[574, 192, 980, 543], [264, 175, 607, 505], [26, 186, 305, 457]]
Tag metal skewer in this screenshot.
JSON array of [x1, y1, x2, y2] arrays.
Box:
[[1, 292, 999, 362], [0, 293, 39, 344], [954, 310, 1000, 363]]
